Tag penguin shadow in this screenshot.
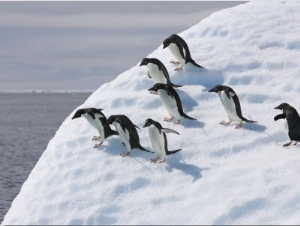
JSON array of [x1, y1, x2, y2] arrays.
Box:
[[241, 122, 267, 133], [180, 118, 205, 129], [165, 154, 210, 182], [176, 88, 199, 112], [171, 66, 225, 90]]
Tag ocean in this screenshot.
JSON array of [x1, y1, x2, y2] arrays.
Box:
[[0, 92, 92, 223]]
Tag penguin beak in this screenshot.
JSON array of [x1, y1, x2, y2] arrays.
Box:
[[274, 106, 280, 110], [72, 114, 79, 120], [208, 88, 216, 93], [148, 88, 157, 95]]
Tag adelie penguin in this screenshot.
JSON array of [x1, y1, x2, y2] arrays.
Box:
[[274, 104, 300, 147], [148, 83, 196, 124], [107, 114, 151, 156], [143, 118, 181, 163], [163, 34, 203, 71], [209, 85, 256, 129], [72, 108, 118, 148], [140, 57, 182, 88]]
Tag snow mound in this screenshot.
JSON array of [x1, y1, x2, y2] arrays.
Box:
[[3, 1, 300, 224]]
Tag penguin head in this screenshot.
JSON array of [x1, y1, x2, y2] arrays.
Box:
[[72, 108, 86, 119], [163, 35, 173, 49], [208, 85, 224, 93], [274, 103, 290, 110], [148, 83, 167, 94], [107, 115, 117, 124], [140, 58, 149, 66], [143, 118, 155, 128]]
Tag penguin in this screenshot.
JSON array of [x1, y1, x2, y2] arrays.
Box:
[[140, 57, 182, 88], [274, 102, 290, 135], [148, 83, 196, 124], [274, 105, 300, 147], [143, 118, 181, 163], [107, 114, 151, 156], [208, 85, 256, 129], [72, 108, 118, 148], [163, 34, 203, 71]]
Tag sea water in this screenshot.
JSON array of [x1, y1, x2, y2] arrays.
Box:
[[0, 92, 91, 223]]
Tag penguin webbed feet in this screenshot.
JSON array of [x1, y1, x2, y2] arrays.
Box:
[[151, 157, 166, 164], [120, 151, 130, 157], [283, 141, 297, 147], [92, 135, 100, 141], [170, 60, 180, 65], [174, 66, 183, 71], [163, 116, 174, 122], [93, 142, 103, 148], [219, 120, 231, 126]]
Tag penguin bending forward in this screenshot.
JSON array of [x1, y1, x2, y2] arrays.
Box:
[[163, 34, 203, 71], [72, 108, 118, 148], [140, 57, 182, 88], [274, 104, 300, 147], [143, 118, 181, 163], [209, 85, 256, 129], [107, 114, 151, 156], [148, 83, 196, 124]]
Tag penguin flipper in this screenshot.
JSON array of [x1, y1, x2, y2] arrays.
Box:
[[137, 145, 154, 153], [166, 148, 182, 156], [170, 82, 183, 88], [161, 128, 180, 135], [274, 113, 286, 121]]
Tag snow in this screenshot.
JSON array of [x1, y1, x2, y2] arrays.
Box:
[[2, 1, 300, 224]]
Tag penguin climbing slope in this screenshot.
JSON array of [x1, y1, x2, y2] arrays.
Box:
[[107, 114, 151, 156], [274, 104, 300, 147], [143, 118, 181, 163], [209, 85, 256, 129], [140, 57, 182, 87], [72, 108, 118, 148], [163, 34, 203, 71], [148, 83, 196, 124]]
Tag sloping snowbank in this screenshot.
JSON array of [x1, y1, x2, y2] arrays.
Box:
[[3, 1, 300, 224]]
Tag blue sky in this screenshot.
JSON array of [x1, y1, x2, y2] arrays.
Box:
[[0, 1, 246, 91]]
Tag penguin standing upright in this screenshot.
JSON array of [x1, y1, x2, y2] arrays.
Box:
[[143, 118, 181, 163], [274, 105, 300, 147], [140, 57, 182, 87], [72, 108, 118, 148], [163, 34, 203, 71], [148, 83, 196, 124], [107, 114, 150, 156], [209, 85, 256, 129]]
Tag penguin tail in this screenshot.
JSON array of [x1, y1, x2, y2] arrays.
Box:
[[242, 117, 257, 123], [189, 60, 203, 69], [138, 145, 154, 153], [166, 149, 182, 156], [182, 113, 197, 121], [170, 82, 183, 88]]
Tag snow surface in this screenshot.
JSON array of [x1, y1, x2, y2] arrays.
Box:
[[3, 1, 300, 224]]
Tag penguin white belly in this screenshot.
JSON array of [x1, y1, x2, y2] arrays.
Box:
[[169, 43, 185, 66], [83, 115, 105, 141], [113, 122, 131, 151], [158, 89, 181, 120], [219, 91, 241, 122], [148, 125, 165, 157], [147, 63, 167, 84]]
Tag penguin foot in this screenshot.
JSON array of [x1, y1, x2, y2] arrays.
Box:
[[93, 142, 103, 148], [220, 120, 231, 125], [175, 66, 183, 71], [92, 135, 100, 141], [120, 151, 130, 157], [158, 158, 166, 163], [235, 123, 243, 129], [170, 60, 180, 65], [150, 157, 159, 163], [164, 116, 174, 122], [173, 120, 181, 125], [283, 141, 297, 147]]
